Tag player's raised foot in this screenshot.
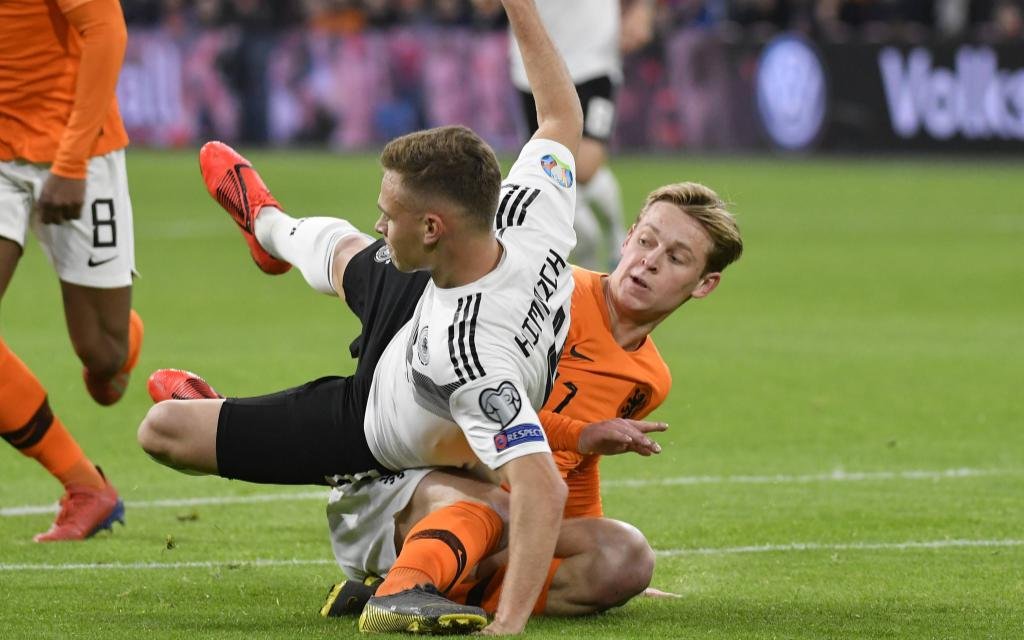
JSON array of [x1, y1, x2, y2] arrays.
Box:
[[198, 141, 291, 275], [83, 309, 144, 406], [321, 575, 383, 617], [358, 584, 487, 634], [33, 468, 124, 542], [147, 369, 222, 403]]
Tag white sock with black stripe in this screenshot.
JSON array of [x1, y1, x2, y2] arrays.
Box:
[[253, 208, 369, 295]]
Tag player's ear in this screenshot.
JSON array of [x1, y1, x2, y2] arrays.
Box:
[[691, 272, 721, 299], [422, 212, 445, 245]]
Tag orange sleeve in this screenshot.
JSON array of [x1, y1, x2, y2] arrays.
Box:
[[540, 409, 588, 453], [52, 0, 127, 179], [562, 456, 603, 519]]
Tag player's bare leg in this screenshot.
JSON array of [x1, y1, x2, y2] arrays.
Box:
[[60, 282, 142, 406], [137, 399, 224, 475], [543, 517, 654, 614]]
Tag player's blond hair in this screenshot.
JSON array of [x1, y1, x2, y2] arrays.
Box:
[[640, 182, 743, 274], [380, 125, 502, 231]]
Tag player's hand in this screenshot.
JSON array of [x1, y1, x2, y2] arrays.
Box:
[[36, 173, 86, 224], [478, 618, 525, 635], [577, 418, 667, 456]]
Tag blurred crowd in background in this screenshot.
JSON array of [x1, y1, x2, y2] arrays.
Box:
[[115, 1, 1024, 150], [123, 0, 1023, 42]]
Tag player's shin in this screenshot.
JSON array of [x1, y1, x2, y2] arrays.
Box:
[[376, 500, 503, 596]]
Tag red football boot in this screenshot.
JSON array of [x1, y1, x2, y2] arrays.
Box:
[[83, 309, 144, 406], [34, 468, 124, 542], [147, 369, 222, 402], [198, 141, 291, 275]]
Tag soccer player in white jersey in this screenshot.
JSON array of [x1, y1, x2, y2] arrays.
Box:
[[138, 0, 582, 634], [507, 0, 655, 269]]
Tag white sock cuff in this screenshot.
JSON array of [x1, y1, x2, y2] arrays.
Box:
[[257, 212, 367, 296]]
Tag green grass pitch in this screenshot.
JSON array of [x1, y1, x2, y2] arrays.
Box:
[[1, 150, 1022, 639]]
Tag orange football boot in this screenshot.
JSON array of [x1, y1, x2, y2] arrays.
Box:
[[198, 141, 291, 275], [83, 309, 144, 406], [34, 468, 124, 542], [147, 369, 222, 402]]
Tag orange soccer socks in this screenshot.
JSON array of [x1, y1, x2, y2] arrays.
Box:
[[450, 557, 563, 615], [0, 338, 103, 489], [376, 501, 504, 596]]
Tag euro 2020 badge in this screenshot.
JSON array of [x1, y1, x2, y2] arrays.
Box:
[[479, 381, 522, 428], [540, 154, 574, 189]]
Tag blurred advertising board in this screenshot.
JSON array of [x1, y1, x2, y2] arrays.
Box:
[[116, 26, 1024, 153], [756, 35, 1024, 152]]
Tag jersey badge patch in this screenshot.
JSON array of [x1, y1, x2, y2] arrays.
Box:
[[540, 154, 574, 189], [416, 326, 430, 365], [493, 423, 544, 452], [479, 381, 522, 428], [374, 244, 392, 264]]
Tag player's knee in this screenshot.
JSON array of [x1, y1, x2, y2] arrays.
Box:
[[137, 402, 182, 463], [589, 521, 654, 610]]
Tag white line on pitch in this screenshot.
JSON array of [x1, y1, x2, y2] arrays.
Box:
[[0, 558, 335, 572], [655, 538, 1024, 557], [2, 467, 1017, 517], [1, 490, 328, 517], [601, 467, 1015, 489], [2, 539, 1021, 572]]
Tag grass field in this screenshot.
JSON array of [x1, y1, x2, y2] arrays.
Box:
[[1, 150, 1022, 639]]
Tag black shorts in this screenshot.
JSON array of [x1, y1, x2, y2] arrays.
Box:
[[216, 239, 430, 485], [519, 75, 618, 143]]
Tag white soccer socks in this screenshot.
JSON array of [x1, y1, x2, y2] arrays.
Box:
[[254, 207, 369, 296]]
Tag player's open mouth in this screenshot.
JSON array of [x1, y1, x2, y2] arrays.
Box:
[[629, 275, 649, 290]]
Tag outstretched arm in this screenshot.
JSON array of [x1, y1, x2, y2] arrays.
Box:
[[502, 0, 583, 154], [484, 452, 567, 635]]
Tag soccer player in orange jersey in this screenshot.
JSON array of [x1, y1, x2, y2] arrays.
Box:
[[0, 0, 142, 541], [354, 182, 744, 620]]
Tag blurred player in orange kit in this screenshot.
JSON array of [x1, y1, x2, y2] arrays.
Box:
[[0, 0, 143, 542]]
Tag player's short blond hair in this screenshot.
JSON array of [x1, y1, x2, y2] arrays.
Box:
[[380, 125, 502, 231], [640, 182, 743, 274]]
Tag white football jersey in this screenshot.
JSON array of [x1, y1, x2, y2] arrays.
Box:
[[509, 0, 622, 90], [364, 138, 577, 471]]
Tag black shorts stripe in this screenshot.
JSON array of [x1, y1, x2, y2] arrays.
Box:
[[1, 397, 54, 450]]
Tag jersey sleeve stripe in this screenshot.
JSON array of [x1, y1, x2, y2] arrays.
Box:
[[467, 293, 486, 379], [448, 298, 467, 384], [496, 184, 520, 227], [517, 188, 541, 226], [455, 295, 479, 381]]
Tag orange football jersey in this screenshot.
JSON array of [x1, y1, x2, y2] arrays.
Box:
[[0, 0, 128, 178], [542, 267, 671, 518]]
